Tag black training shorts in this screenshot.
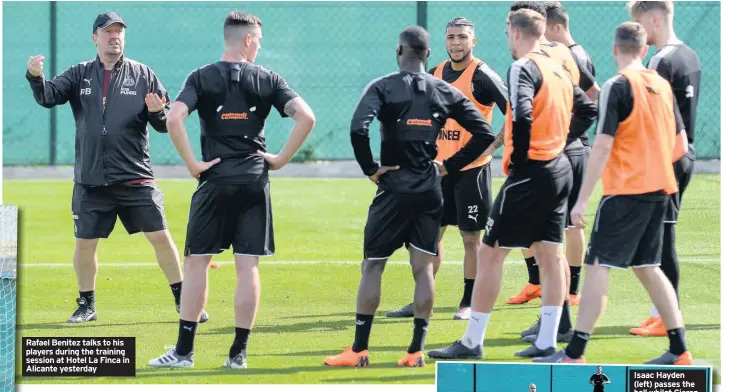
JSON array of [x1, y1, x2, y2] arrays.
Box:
[[363, 187, 443, 259], [71, 182, 167, 239], [184, 180, 274, 257], [440, 163, 492, 232], [585, 194, 668, 269]]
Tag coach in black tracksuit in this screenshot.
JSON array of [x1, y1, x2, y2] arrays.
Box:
[[25, 12, 209, 325]]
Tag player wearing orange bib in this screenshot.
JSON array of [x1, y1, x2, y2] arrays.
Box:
[[537, 22, 692, 365], [428, 9, 596, 361], [385, 17, 507, 321], [496, 2, 598, 310]]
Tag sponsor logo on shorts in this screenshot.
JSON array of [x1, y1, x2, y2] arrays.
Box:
[[406, 118, 432, 127], [467, 205, 478, 223], [485, 217, 494, 236], [221, 112, 249, 120]]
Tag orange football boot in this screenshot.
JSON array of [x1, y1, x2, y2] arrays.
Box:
[[324, 347, 370, 367], [506, 283, 541, 304], [398, 351, 426, 367], [629, 317, 668, 337], [569, 293, 580, 306]]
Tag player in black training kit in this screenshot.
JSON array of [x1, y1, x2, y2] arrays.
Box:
[[543, 1, 599, 306], [324, 26, 495, 368], [428, 8, 597, 362], [628, 0, 701, 338], [149, 11, 315, 369], [590, 366, 610, 392], [498, 1, 597, 352], [501, 1, 598, 312], [386, 17, 508, 321]]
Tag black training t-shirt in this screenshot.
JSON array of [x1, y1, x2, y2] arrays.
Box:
[[590, 373, 610, 392], [175, 61, 299, 184], [350, 71, 495, 193], [647, 41, 701, 159]]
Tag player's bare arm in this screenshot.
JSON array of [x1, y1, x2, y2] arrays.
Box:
[[483, 123, 506, 156], [586, 82, 600, 102], [571, 133, 613, 228], [257, 96, 316, 170], [167, 101, 220, 178]]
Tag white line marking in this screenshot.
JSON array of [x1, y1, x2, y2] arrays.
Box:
[[18, 258, 719, 268]]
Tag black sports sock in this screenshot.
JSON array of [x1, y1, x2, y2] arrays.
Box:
[[175, 320, 198, 356], [526, 257, 540, 285], [170, 282, 182, 305], [460, 279, 475, 307], [660, 223, 680, 303], [352, 313, 374, 352], [569, 266, 582, 295], [667, 328, 688, 356], [558, 299, 572, 333], [229, 327, 251, 358], [79, 291, 95, 308], [408, 318, 429, 354], [565, 330, 590, 359]]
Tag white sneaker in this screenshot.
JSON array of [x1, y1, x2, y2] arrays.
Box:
[[453, 307, 472, 320], [223, 351, 247, 369], [148, 347, 194, 368]]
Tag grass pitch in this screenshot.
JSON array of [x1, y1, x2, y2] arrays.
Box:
[[5, 175, 720, 384]]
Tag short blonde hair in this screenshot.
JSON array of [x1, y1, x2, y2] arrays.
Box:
[[615, 21, 647, 56], [509, 8, 546, 38], [628, 1, 674, 17]]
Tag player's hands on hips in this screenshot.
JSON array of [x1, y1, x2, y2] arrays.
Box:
[[433, 160, 447, 177], [570, 199, 589, 229], [145, 93, 167, 113], [368, 165, 399, 184], [257, 151, 286, 170], [187, 158, 221, 179], [27, 55, 45, 77]]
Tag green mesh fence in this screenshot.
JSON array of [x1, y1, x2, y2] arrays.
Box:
[[2, 1, 721, 166]]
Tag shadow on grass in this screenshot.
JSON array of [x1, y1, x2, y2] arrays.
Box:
[[593, 323, 719, 336], [322, 373, 433, 383], [18, 320, 177, 331], [130, 363, 409, 380], [280, 304, 540, 320]]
